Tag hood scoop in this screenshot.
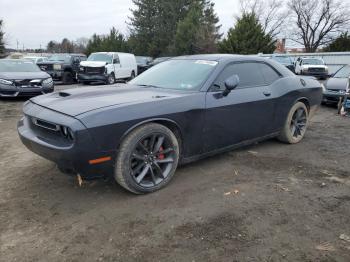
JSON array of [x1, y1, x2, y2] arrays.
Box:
[[58, 92, 71, 97]]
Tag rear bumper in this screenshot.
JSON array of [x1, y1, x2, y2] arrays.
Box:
[[17, 102, 114, 179], [78, 73, 108, 83]]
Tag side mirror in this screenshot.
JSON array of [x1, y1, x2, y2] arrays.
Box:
[[223, 75, 239, 96]]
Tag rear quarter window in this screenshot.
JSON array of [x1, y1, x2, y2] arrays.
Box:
[[259, 63, 281, 85]]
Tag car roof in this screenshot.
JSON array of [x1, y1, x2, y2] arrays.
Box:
[[173, 54, 271, 63]]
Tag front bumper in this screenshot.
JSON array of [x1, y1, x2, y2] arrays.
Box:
[[17, 102, 114, 179], [0, 85, 54, 97], [44, 70, 63, 81], [322, 90, 346, 103], [78, 73, 108, 83], [301, 71, 328, 78]]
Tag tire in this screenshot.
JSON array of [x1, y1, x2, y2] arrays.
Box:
[[115, 123, 180, 194], [278, 102, 309, 144], [129, 71, 136, 81], [107, 73, 115, 85], [62, 71, 74, 85]]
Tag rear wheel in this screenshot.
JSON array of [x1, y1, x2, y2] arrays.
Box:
[[115, 123, 179, 194], [278, 102, 309, 144]]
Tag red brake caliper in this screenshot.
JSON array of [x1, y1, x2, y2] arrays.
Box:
[[158, 146, 165, 160]]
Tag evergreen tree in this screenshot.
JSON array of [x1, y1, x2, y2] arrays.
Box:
[[324, 32, 350, 52], [219, 12, 276, 54], [85, 27, 129, 56], [0, 20, 5, 55], [174, 0, 222, 55]]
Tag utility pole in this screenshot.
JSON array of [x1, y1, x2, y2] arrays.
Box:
[[16, 39, 19, 52]]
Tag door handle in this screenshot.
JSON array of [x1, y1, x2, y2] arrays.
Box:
[[263, 91, 271, 97]]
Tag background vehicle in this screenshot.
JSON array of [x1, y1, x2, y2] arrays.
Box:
[[270, 55, 295, 73], [37, 54, 87, 84], [150, 57, 172, 66], [18, 55, 322, 194], [323, 64, 350, 104], [23, 56, 48, 64], [0, 59, 54, 97], [294, 57, 328, 79], [78, 52, 137, 85], [136, 56, 153, 74]]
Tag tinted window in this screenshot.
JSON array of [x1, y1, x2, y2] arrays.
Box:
[[259, 63, 280, 85], [130, 59, 217, 91], [213, 62, 265, 90]]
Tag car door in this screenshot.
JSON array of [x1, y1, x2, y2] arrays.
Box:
[[203, 62, 277, 152], [112, 54, 122, 79]]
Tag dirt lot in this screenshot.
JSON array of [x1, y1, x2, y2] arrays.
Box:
[[0, 85, 350, 262]]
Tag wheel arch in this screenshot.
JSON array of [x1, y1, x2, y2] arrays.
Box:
[[118, 118, 183, 155], [295, 97, 310, 112]]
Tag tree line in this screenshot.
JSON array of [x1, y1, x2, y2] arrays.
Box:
[[1, 0, 350, 57]]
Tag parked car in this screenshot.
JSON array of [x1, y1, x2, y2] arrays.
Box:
[[151, 57, 172, 66], [0, 59, 54, 97], [23, 56, 48, 64], [78, 52, 137, 85], [294, 57, 328, 79], [136, 56, 153, 74], [37, 54, 87, 84], [18, 55, 322, 194], [270, 55, 295, 73], [323, 64, 350, 104]]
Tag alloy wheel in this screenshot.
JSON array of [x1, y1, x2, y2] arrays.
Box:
[[290, 107, 307, 138], [130, 133, 176, 188]]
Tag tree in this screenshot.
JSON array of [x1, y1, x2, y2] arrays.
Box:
[[174, 0, 222, 55], [240, 0, 288, 38], [219, 12, 276, 54], [0, 20, 5, 55], [289, 0, 350, 52], [324, 32, 350, 52], [85, 27, 129, 55]]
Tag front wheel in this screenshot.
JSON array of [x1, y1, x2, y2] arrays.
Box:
[[106, 73, 115, 85], [278, 102, 309, 144], [115, 123, 179, 194]]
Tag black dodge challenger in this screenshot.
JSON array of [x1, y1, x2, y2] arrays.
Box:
[[18, 55, 322, 194]]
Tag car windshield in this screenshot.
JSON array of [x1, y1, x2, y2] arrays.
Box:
[[136, 56, 150, 64], [48, 54, 71, 62], [0, 60, 41, 72], [302, 59, 324, 65], [87, 53, 113, 63], [334, 65, 350, 78], [130, 59, 217, 90], [272, 56, 291, 64]]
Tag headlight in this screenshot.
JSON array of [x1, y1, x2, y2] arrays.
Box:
[[53, 64, 62, 70], [0, 79, 13, 85], [42, 77, 53, 86]]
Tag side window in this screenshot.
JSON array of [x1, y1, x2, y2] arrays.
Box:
[[259, 63, 281, 85], [73, 57, 80, 63], [80, 56, 87, 61], [113, 55, 120, 64], [213, 62, 265, 90]]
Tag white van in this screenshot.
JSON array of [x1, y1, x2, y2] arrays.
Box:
[[78, 52, 138, 84]]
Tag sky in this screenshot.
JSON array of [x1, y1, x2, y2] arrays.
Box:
[[0, 0, 240, 49]]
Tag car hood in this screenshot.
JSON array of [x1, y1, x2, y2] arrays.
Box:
[[325, 77, 348, 90], [80, 61, 107, 67], [0, 71, 50, 80], [30, 84, 191, 116]]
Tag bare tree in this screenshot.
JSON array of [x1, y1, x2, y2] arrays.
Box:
[[240, 0, 289, 38], [288, 0, 350, 52]]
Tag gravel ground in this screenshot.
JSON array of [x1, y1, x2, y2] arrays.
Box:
[[0, 84, 350, 262]]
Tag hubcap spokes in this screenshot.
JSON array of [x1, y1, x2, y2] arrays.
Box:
[[290, 108, 307, 138], [130, 134, 175, 187]]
